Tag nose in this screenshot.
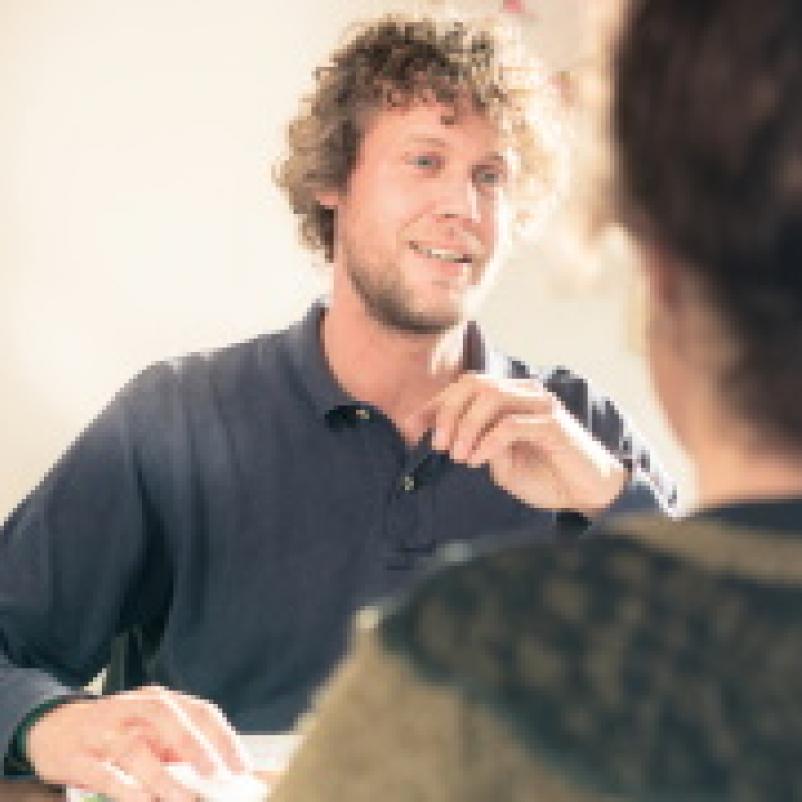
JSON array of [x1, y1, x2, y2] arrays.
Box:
[[433, 172, 481, 224]]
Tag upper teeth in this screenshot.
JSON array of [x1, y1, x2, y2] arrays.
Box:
[[411, 242, 470, 263]]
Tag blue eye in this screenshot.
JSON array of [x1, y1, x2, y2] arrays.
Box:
[[408, 153, 441, 170], [475, 167, 504, 188]]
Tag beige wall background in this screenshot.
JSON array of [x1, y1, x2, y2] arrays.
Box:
[[0, 0, 693, 521]]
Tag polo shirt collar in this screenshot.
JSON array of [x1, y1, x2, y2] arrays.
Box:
[[285, 298, 518, 419], [692, 497, 802, 537], [284, 300, 353, 418], [463, 315, 510, 378]]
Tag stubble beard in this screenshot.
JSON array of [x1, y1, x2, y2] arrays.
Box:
[[344, 242, 466, 335]]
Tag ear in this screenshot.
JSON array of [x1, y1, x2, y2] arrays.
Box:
[[315, 188, 341, 209]]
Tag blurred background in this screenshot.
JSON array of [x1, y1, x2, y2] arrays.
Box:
[[0, 0, 693, 521]]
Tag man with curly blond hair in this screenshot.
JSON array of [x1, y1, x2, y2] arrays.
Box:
[[272, 1, 802, 799], [0, 14, 670, 799]]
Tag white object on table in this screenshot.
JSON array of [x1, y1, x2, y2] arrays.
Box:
[[66, 732, 302, 801]]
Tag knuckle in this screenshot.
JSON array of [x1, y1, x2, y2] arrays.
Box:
[[187, 694, 219, 714], [515, 377, 545, 400], [171, 725, 206, 755], [440, 393, 462, 414], [199, 702, 228, 728], [132, 683, 164, 698], [474, 373, 494, 391], [477, 375, 502, 397], [472, 382, 496, 404], [150, 685, 176, 705], [137, 697, 165, 718], [542, 391, 560, 414], [540, 417, 560, 440], [179, 695, 227, 731], [500, 415, 518, 433], [111, 729, 148, 762]]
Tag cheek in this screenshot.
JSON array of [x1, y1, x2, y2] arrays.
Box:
[[352, 180, 414, 236], [482, 201, 508, 252]]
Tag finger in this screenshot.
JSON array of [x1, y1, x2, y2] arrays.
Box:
[[409, 376, 550, 450], [117, 691, 220, 776], [449, 391, 506, 462], [173, 694, 252, 773], [406, 386, 456, 446], [68, 754, 151, 802], [113, 736, 196, 802], [404, 402, 437, 443], [450, 387, 553, 462], [467, 414, 556, 468], [428, 379, 482, 452]]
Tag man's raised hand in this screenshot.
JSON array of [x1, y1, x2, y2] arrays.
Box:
[[409, 374, 626, 516]]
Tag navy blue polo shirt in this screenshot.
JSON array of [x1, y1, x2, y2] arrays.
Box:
[[0, 301, 671, 767]]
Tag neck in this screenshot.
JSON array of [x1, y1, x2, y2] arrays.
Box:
[[648, 285, 802, 511], [690, 415, 802, 511], [321, 287, 467, 433]]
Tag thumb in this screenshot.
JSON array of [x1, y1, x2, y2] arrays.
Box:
[[403, 405, 436, 445]]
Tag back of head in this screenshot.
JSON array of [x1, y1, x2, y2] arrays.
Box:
[[376, 516, 802, 800], [614, 0, 802, 447]]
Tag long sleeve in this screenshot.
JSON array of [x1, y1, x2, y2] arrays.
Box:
[[0, 378, 168, 773], [541, 366, 677, 519]]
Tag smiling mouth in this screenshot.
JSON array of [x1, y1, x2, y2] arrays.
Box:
[[409, 241, 473, 264]]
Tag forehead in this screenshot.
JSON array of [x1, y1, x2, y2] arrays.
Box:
[[359, 100, 509, 158]]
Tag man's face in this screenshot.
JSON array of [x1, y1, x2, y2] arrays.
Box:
[[327, 101, 513, 334]]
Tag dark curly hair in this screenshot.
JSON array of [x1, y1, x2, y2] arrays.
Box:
[[615, 0, 802, 444], [274, 14, 567, 262]]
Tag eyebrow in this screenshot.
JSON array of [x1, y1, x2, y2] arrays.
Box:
[[403, 136, 508, 165]]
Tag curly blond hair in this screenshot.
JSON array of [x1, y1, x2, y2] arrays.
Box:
[[274, 14, 568, 262]]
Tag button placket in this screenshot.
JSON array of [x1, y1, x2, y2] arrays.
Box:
[[383, 434, 440, 570], [400, 474, 416, 493]]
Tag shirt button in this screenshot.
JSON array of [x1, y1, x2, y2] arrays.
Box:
[[355, 408, 371, 421], [400, 474, 416, 492]]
